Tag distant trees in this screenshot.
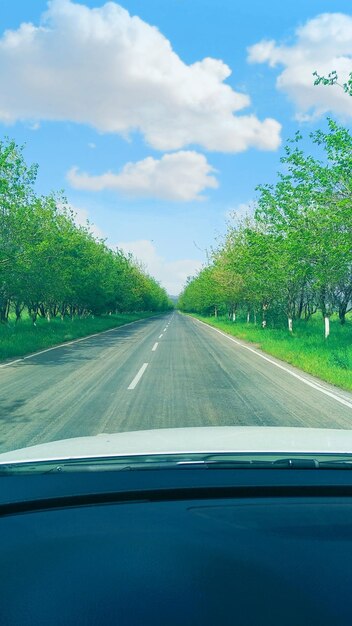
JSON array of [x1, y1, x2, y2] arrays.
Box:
[[178, 119, 352, 337], [0, 138, 171, 323]]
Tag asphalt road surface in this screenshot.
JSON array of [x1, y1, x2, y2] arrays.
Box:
[[0, 312, 351, 453]]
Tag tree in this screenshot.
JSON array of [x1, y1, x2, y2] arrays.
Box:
[[313, 70, 352, 97], [179, 119, 352, 339], [0, 138, 172, 323]]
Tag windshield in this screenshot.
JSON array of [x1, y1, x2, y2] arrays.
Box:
[[0, 0, 351, 465]]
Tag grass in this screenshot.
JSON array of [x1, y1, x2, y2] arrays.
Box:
[[187, 313, 352, 392], [0, 311, 160, 362]]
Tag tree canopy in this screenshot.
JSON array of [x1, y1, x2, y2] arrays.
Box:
[[0, 138, 172, 323], [178, 119, 352, 333]]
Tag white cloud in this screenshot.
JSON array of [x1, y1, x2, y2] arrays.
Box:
[[117, 239, 202, 294], [0, 0, 281, 152], [88, 142, 96, 149], [28, 121, 40, 131], [67, 151, 218, 201], [248, 13, 352, 119]]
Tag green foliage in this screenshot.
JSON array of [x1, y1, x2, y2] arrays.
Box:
[[0, 312, 158, 361], [179, 119, 352, 335], [313, 70, 352, 96], [0, 138, 173, 326]]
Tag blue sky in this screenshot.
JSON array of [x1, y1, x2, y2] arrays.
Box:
[[0, 0, 351, 293]]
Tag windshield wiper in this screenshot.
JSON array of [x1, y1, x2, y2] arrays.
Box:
[[1, 456, 352, 475], [203, 458, 352, 470]]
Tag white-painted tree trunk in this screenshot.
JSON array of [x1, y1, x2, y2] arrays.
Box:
[[247, 312, 250, 323], [324, 316, 330, 339], [254, 313, 257, 325], [232, 312, 236, 322], [214, 306, 218, 318], [288, 317, 293, 333]]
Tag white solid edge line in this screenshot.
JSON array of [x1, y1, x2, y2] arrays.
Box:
[[0, 358, 23, 369], [152, 342, 158, 352], [0, 317, 149, 370], [194, 317, 352, 410], [127, 362, 149, 390]]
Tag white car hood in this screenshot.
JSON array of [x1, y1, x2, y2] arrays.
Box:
[[0, 426, 352, 464]]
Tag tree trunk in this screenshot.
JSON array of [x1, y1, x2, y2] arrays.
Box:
[[50, 305, 59, 318], [338, 300, 351, 325], [297, 288, 305, 319], [29, 309, 38, 325], [288, 317, 293, 333], [262, 303, 268, 326], [15, 302, 24, 323], [0, 298, 10, 323], [0, 307, 7, 324], [324, 316, 330, 339]]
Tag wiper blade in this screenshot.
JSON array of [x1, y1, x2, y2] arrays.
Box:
[[0, 459, 285, 474], [202, 456, 352, 470], [2, 455, 352, 475], [273, 458, 320, 469]]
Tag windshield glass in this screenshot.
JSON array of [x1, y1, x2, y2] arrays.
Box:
[[0, 0, 351, 464]]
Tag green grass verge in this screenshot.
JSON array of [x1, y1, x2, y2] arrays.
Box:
[[187, 313, 352, 392], [0, 312, 160, 362]]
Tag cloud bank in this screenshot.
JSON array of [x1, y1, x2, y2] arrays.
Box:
[[0, 0, 281, 152], [67, 151, 218, 201], [248, 13, 352, 120]]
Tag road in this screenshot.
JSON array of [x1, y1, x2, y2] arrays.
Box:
[[0, 312, 351, 453]]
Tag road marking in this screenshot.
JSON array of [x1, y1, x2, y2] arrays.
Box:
[[0, 317, 155, 370], [158, 334, 163, 339], [127, 363, 149, 390], [152, 342, 158, 352], [0, 359, 22, 369], [163, 328, 167, 332], [194, 318, 352, 410]]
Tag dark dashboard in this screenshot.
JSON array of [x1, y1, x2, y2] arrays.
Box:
[[1, 468, 352, 625]]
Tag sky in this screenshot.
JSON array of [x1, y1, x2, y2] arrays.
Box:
[[0, 0, 351, 294]]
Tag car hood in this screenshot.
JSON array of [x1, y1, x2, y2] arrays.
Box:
[[1, 426, 352, 464]]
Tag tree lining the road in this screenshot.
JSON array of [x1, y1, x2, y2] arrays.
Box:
[[178, 119, 352, 338], [0, 138, 172, 324]]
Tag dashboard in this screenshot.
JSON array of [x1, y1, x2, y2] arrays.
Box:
[[1, 468, 352, 625]]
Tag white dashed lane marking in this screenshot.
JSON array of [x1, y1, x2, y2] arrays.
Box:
[[127, 363, 149, 390]]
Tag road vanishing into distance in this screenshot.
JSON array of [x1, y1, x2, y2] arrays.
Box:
[[0, 311, 352, 453]]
